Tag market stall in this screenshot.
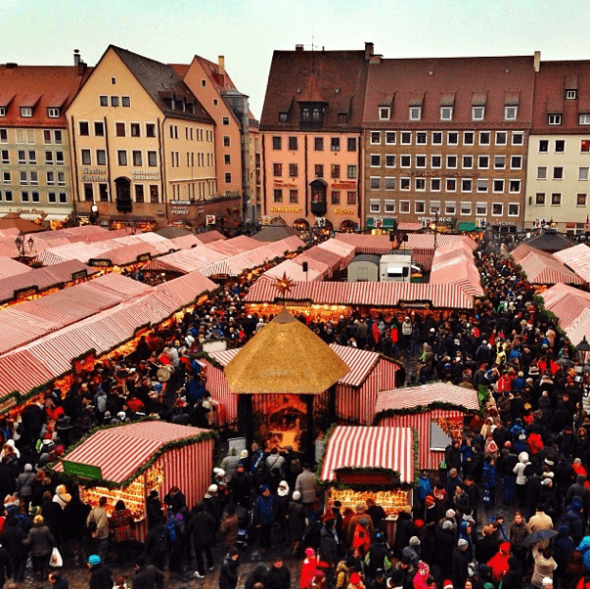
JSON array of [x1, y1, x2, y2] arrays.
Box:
[[319, 425, 416, 540], [53, 421, 215, 541], [373, 383, 480, 470]]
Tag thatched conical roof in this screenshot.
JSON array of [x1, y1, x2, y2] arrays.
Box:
[[224, 308, 349, 394]]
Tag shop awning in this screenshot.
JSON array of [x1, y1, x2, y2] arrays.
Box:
[[457, 222, 476, 232], [383, 218, 396, 229], [320, 426, 414, 484]]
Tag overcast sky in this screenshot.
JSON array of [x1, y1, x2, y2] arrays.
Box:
[[3, 0, 590, 118]]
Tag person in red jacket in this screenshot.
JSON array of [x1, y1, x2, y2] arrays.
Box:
[[527, 431, 544, 456], [487, 542, 512, 582]]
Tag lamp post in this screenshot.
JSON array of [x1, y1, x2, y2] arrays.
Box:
[[90, 203, 99, 225], [576, 336, 590, 365], [14, 234, 25, 257]]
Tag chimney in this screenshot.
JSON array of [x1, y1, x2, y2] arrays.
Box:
[[74, 49, 80, 66], [534, 50, 541, 73], [295, 44, 304, 52], [218, 55, 225, 76], [365, 42, 374, 61]]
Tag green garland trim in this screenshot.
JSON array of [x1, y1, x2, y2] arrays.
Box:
[[196, 350, 225, 370], [53, 417, 218, 489], [314, 422, 337, 487]]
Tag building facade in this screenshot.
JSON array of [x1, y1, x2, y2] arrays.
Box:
[[525, 60, 590, 234], [66, 45, 216, 230], [362, 54, 537, 234], [259, 44, 370, 233], [0, 56, 89, 226]]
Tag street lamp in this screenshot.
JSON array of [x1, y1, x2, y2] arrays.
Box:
[[14, 234, 24, 257], [90, 204, 99, 225], [576, 336, 590, 364]]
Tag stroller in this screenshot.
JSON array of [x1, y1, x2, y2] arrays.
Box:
[[235, 504, 251, 547]]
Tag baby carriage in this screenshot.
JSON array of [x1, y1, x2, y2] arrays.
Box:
[[235, 504, 251, 546]]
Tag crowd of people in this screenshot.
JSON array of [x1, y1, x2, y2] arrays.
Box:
[[0, 234, 590, 589]]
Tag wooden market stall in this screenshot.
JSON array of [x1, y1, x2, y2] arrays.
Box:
[[319, 425, 416, 539], [373, 383, 480, 470], [53, 421, 215, 541]]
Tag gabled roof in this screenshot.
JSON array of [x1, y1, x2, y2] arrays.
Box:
[[108, 46, 213, 124], [260, 49, 369, 131], [519, 230, 575, 253], [0, 63, 89, 128], [363, 55, 535, 128]]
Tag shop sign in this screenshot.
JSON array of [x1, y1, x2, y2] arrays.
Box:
[[334, 208, 355, 215], [337, 470, 398, 485], [81, 168, 107, 182], [63, 460, 103, 481], [410, 170, 479, 178], [418, 216, 454, 223], [494, 221, 516, 226], [71, 270, 88, 280], [132, 170, 159, 181], [171, 206, 189, 216], [17, 208, 45, 215], [332, 182, 356, 189], [136, 253, 151, 262], [0, 396, 17, 413], [88, 259, 112, 267], [273, 180, 298, 188], [269, 206, 301, 213]]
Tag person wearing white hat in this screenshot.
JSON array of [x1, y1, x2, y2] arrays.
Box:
[[288, 490, 305, 556]]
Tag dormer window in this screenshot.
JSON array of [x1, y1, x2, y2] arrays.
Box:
[[379, 107, 390, 120], [312, 108, 321, 122], [566, 89, 577, 100], [505, 106, 518, 120], [548, 114, 562, 126], [472, 106, 485, 121], [440, 106, 453, 121], [21, 107, 33, 118], [409, 107, 421, 121], [302, 108, 310, 121], [279, 112, 288, 122], [0, 108, 5, 117], [47, 108, 60, 118]]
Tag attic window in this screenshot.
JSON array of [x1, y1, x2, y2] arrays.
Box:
[[47, 108, 60, 118], [379, 107, 390, 120], [0, 108, 5, 117], [296, 87, 302, 93], [20, 107, 33, 118], [111, 77, 117, 85], [566, 90, 577, 100], [122, 96, 130, 107], [312, 108, 321, 122], [279, 112, 288, 122], [201, 80, 206, 87], [213, 99, 218, 106], [335, 88, 341, 94]]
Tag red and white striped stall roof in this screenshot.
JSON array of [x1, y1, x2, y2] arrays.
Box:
[[53, 421, 210, 484], [320, 426, 414, 483], [511, 244, 553, 264], [263, 260, 325, 282], [170, 234, 202, 250], [335, 234, 392, 254], [318, 239, 357, 268], [245, 277, 474, 309], [195, 230, 226, 244], [329, 344, 381, 387], [542, 282, 590, 346], [397, 223, 423, 231], [0, 257, 32, 280], [553, 244, 590, 284], [375, 383, 480, 413], [519, 250, 584, 285], [429, 241, 484, 296]]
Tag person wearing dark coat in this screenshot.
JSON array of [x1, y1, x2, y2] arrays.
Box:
[[554, 524, 576, 588], [452, 540, 470, 588], [434, 520, 455, 580], [245, 563, 268, 589], [500, 556, 523, 589], [132, 555, 165, 589], [23, 515, 56, 581], [3, 515, 27, 582], [288, 492, 306, 555], [49, 572, 69, 589], [186, 503, 216, 578], [263, 556, 291, 589], [566, 476, 590, 519], [364, 532, 391, 581], [88, 555, 113, 589], [219, 549, 240, 589], [0, 542, 11, 589], [476, 526, 500, 565], [393, 508, 414, 557], [62, 490, 91, 568]]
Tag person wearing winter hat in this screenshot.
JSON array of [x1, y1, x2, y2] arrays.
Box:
[[487, 542, 511, 582], [300, 548, 317, 589], [452, 541, 470, 588], [252, 484, 276, 553], [513, 451, 530, 507]]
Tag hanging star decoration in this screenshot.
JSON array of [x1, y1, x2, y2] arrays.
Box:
[[273, 272, 295, 297]]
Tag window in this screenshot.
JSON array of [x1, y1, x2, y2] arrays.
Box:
[[117, 150, 127, 166], [315, 164, 324, 178], [220, 135, 228, 147], [370, 177, 381, 190], [278, 112, 288, 123], [347, 191, 356, 205], [289, 163, 298, 177], [446, 178, 457, 192], [509, 180, 521, 193], [512, 132, 524, 145], [331, 190, 340, 205], [314, 137, 324, 151], [579, 167, 589, 180], [538, 139, 549, 153], [447, 132, 459, 145], [431, 132, 442, 145], [415, 201, 425, 214], [551, 193, 561, 205], [347, 137, 357, 151], [149, 185, 158, 203], [135, 185, 145, 203], [477, 179, 489, 192], [493, 179, 505, 193], [273, 163, 282, 177], [446, 155, 457, 169], [48, 192, 56, 203], [415, 178, 426, 191], [400, 155, 411, 168], [132, 151, 142, 166], [463, 155, 473, 169], [57, 172, 65, 186], [58, 192, 67, 204], [445, 202, 456, 215], [431, 155, 442, 168], [370, 199, 381, 213], [430, 201, 441, 215], [400, 200, 410, 214], [416, 132, 427, 145], [347, 165, 357, 179], [44, 151, 53, 165], [385, 177, 396, 190], [130, 123, 140, 137], [401, 132, 411, 145], [479, 132, 490, 146], [580, 114, 590, 125], [21, 190, 30, 202], [330, 137, 340, 152], [553, 166, 564, 180], [384, 200, 395, 213], [331, 164, 341, 179], [577, 194, 587, 206], [370, 131, 381, 144], [81, 149, 91, 165], [384, 131, 396, 145], [495, 131, 507, 146], [272, 136, 282, 150], [472, 106, 485, 121], [287, 136, 298, 151], [79, 121, 89, 136], [3, 190, 11, 202], [385, 154, 395, 168], [431, 178, 441, 191], [409, 107, 421, 120], [116, 122, 125, 137], [46, 171, 54, 186], [273, 189, 283, 202], [3, 172, 10, 184], [400, 178, 410, 190], [146, 123, 156, 138], [548, 114, 562, 125], [478, 155, 489, 169], [111, 96, 119, 107], [582, 139, 590, 153], [379, 107, 390, 120], [505, 106, 518, 120], [224, 154, 231, 165], [287, 189, 297, 204], [0, 108, 5, 117], [97, 150, 106, 165], [555, 140, 565, 153], [416, 155, 426, 168], [18, 150, 26, 164], [494, 155, 506, 169], [492, 203, 503, 216], [370, 154, 381, 167], [511, 155, 522, 169], [19, 171, 27, 185], [147, 151, 157, 167], [464, 131, 474, 145], [42, 130, 51, 144], [476, 202, 487, 216], [99, 96, 108, 107], [20, 107, 33, 118], [83, 183, 93, 201], [462, 179, 473, 192]]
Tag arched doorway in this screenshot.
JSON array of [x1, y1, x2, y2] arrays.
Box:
[[269, 216, 287, 226], [310, 179, 327, 216], [339, 219, 356, 232], [115, 177, 132, 213], [293, 218, 310, 231]]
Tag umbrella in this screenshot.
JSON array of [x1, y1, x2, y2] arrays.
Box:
[[523, 528, 558, 547]]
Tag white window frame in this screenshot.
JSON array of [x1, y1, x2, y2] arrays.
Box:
[[512, 132, 524, 146], [369, 176, 381, 191], [415, 155, 427, 168], [385, 131, 396, 145], [400, 177, 411, 191], [431, 155, 442, 169], [566, 90, 577, 100], [431, 178, 441, 192], [429, 201, 441, 215], [472, 106, 485, 121], [577, 194, 587, 207], [48, 108, 59, 118], [505, 106, 518, 120], [555, 139, 566, 153], [476, 202, 488, 216], [416, 132, 427, 145], [479, 131, 491, 146], [553, 166, 564, 180], [510, 155, 522, 170], [20, 107, 33, 118], [580, 114, 590, 125], [492, 202, 504, 217], [495, 131, 508, 146], [535, 193, 546, 205], [384, 177, 396, 191], [460, 201, 472, 216], [400, 132, 412, 145], [384, 199, 395, 213], [0, 107, 5, 117], [462, 155, 473, 169], [548, 114, 562, 125], [461, 179, 473, 193], [379, 107, 390, 121], [440, 107, 453, 121], [579, 167, 589, 181], [445, 178, 457, 192], [415, 177, 426, 191], [399, 200, 411, 214], [400, 155, 411, 168], [385, 154, 396, 168], [508, 203, 520, 217], [509, 179, 521, 193], [415, 200, 426, 214], [447, 131, 459, 146], [369, 199, 381, 213], [477, 179, 489, 193], [478, 155, 489, 169], [445, 201, 456, 215], [494, 155, 506, 170], [446, 155, 458, 169], [370, 154, 381, 168], [431, 132, 443, 145], [493, 179, 505, 193], [551, 193, 562, 206], [370, 131, 381, 145], [409, 107, 421, 121]]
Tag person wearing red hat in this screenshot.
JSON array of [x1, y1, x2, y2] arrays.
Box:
[[348, 572, 365, 589], [487, 542, 512, 582], [300, 548, 317, 589]]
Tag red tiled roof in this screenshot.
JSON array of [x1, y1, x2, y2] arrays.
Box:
[[0, 64, 90, 128]]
